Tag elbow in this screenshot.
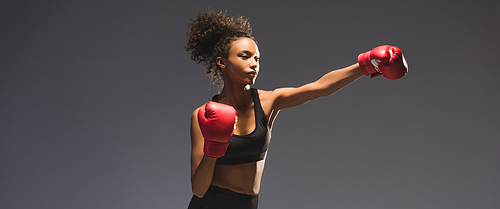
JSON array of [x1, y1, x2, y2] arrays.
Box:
[[192, 188, 206, 198], [192, 184, 208, 198]]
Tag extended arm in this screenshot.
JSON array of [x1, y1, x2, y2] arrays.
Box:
[[271, 63, 363, 110], [271, 45, 408, 111]]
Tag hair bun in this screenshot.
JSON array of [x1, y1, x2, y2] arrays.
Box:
[[186, 9, 252, 65]]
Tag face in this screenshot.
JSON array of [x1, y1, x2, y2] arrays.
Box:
[[218, 37, 260, 86]]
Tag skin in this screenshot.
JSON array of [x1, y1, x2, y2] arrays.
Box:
[[190, 37, 364, 197]]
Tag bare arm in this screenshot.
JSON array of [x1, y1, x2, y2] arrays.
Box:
[[190, 107, 216, 198], [271, 63, 364, 110]]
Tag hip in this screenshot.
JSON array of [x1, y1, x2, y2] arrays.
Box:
[[188, 185, 259, 209]]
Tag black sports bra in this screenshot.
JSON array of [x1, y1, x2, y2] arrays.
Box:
[[213, 88, 271, 165]]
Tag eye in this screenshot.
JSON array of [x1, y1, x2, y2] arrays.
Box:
[[240, 54, 249, 60], [254, 56, 259, 62]]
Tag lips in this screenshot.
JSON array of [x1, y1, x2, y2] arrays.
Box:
[[247, 71, 257, 77]]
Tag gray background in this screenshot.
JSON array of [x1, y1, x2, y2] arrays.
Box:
[[1, 0, 499, 208]]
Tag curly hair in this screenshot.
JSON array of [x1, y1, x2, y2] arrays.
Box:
[[186, 10, 256, 88]]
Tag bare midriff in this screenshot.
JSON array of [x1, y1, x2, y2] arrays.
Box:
[[211, 159, 266, 195]]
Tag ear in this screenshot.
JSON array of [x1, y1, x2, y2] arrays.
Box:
[[216, 57, 225, 69]]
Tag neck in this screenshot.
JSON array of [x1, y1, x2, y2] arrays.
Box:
[[218, 83, 252, 110]]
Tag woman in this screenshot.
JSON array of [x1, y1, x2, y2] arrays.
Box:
[[186, 10, 407, 209]]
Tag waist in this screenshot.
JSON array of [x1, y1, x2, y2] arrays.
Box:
[[212, 160, 265, 195], [189, 185, 258, 209]]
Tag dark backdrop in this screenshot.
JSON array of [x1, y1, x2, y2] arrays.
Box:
[[1, 0, 499, 208]]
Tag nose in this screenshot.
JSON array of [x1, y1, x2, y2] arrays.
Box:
[[250, 58, 258, 70]]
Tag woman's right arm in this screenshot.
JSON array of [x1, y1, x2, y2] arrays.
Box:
[[190, 107, 216, 198]]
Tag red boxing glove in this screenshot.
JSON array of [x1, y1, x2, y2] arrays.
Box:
[[358, 45, 408, 80], [198, 101, 237, 158]]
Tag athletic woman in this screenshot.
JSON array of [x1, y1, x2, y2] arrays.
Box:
[[185, 10, 407, 209]]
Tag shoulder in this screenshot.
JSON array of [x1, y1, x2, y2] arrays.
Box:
[[192, 104, 205, 114], [256, 88, 281, 100], [257, 87, 296, 99], [256, 88, 295, 106], [255, 88, 279, 112], [255, 88, 285, 126], [257, 86, 318, 111], [256, 88, 271, 98], [191, 102, 209, 122], [256, 89, 274, 104]]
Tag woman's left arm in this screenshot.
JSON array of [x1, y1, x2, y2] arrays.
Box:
[[270, 45, 408, 111], [270, 63, 363, 111]]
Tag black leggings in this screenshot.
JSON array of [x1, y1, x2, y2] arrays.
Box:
[[187, 185, 259, 209]]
